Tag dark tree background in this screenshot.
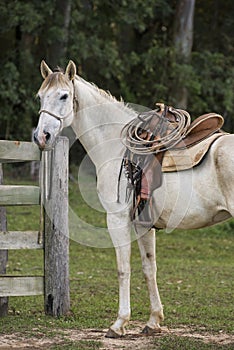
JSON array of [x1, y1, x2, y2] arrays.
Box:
[[1, 0, 234, 149]]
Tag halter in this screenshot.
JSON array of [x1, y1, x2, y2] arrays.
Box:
[[38, 108, 73, 132], [38, 83, 79, 133]]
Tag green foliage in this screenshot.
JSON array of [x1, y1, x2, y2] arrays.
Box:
[[69, 0, 174, 106], [1, 0, 234, 143], [190, 51, 234, 117]]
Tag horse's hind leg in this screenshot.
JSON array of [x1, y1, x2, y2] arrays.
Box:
[[137, 228, 164, 334]]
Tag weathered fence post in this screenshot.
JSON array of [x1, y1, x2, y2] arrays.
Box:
[[43, 136, 70, 317], [0, 164, 8, 316]]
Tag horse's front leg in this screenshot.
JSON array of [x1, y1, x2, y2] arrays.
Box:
[[137, 227, 164, 334], [105, 212, 132, 338]]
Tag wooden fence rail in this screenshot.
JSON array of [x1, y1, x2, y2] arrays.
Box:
[[0, 137, 69, 317], [0, 165, 7, 316]]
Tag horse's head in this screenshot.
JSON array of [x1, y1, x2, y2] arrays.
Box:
[[34, 60, 77, 149]]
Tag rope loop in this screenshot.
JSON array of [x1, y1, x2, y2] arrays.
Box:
[[121, 103, 191, 155]]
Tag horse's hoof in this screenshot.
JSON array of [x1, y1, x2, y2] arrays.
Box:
[[105, 328, 122, 338], [142, 325, 162, 335]]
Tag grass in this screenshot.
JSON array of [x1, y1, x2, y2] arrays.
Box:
[[0, 166, 233, 349], [152, 336, 232, 349]]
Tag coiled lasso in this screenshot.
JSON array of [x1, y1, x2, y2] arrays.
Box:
[[121, 103, 191, 155]]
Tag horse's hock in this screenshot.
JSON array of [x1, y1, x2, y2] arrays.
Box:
[[0, 136, 70, 317]]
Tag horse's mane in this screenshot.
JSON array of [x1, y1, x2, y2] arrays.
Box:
[[74, 75, 122, 104], [38, 71, 135, 117], [74, 76, 137, 119]]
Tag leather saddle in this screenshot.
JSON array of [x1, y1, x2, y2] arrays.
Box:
[[150, 103, 224, 151], [137, 104, 225, 194], [167, 111, 224, 149], [121, 104, 226, 226], [161, 108, 225, 172]]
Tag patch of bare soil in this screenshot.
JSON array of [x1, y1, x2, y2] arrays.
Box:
[[0, 322, 233, 349]]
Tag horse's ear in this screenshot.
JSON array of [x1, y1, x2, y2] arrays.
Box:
[[40, 60, 53, 79], [65, 60, 76, 80]]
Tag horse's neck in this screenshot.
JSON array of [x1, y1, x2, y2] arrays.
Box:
[[71, 77, 136, 166]]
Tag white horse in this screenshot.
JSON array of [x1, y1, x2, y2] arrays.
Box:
[[34, 60, 234, 338]]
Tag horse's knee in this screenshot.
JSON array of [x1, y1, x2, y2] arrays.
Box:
[[118, 270, 130, 279]]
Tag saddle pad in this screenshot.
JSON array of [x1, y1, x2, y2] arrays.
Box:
[[162, 133, 225, 172]]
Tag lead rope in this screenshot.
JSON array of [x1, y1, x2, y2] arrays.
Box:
[[38, 150, 52, 244], [38, 151, 45, 245]]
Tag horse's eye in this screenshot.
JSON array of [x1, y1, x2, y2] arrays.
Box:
[[60, 94, 68, 100]]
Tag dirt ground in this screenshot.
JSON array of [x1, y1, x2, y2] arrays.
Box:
[[0, 322, 233, 349]]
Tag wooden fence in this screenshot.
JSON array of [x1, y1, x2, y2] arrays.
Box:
[[0, 137, 69, 317]]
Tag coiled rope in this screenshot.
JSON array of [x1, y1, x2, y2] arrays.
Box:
[[121, 103, 191, 155]]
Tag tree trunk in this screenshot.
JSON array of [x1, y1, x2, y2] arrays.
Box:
[[172, 0, 195, 109], [48, 0, 72, 68]]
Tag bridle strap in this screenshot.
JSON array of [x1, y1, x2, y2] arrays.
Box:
[[38, 80, 78, 129], [38, 108, 73, 133], [38, 109, 73, 121]]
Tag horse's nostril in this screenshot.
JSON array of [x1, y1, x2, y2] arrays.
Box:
[[45, 132, 51, 142]]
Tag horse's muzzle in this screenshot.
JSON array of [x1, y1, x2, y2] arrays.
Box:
[[33, 129, 51, 150]]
